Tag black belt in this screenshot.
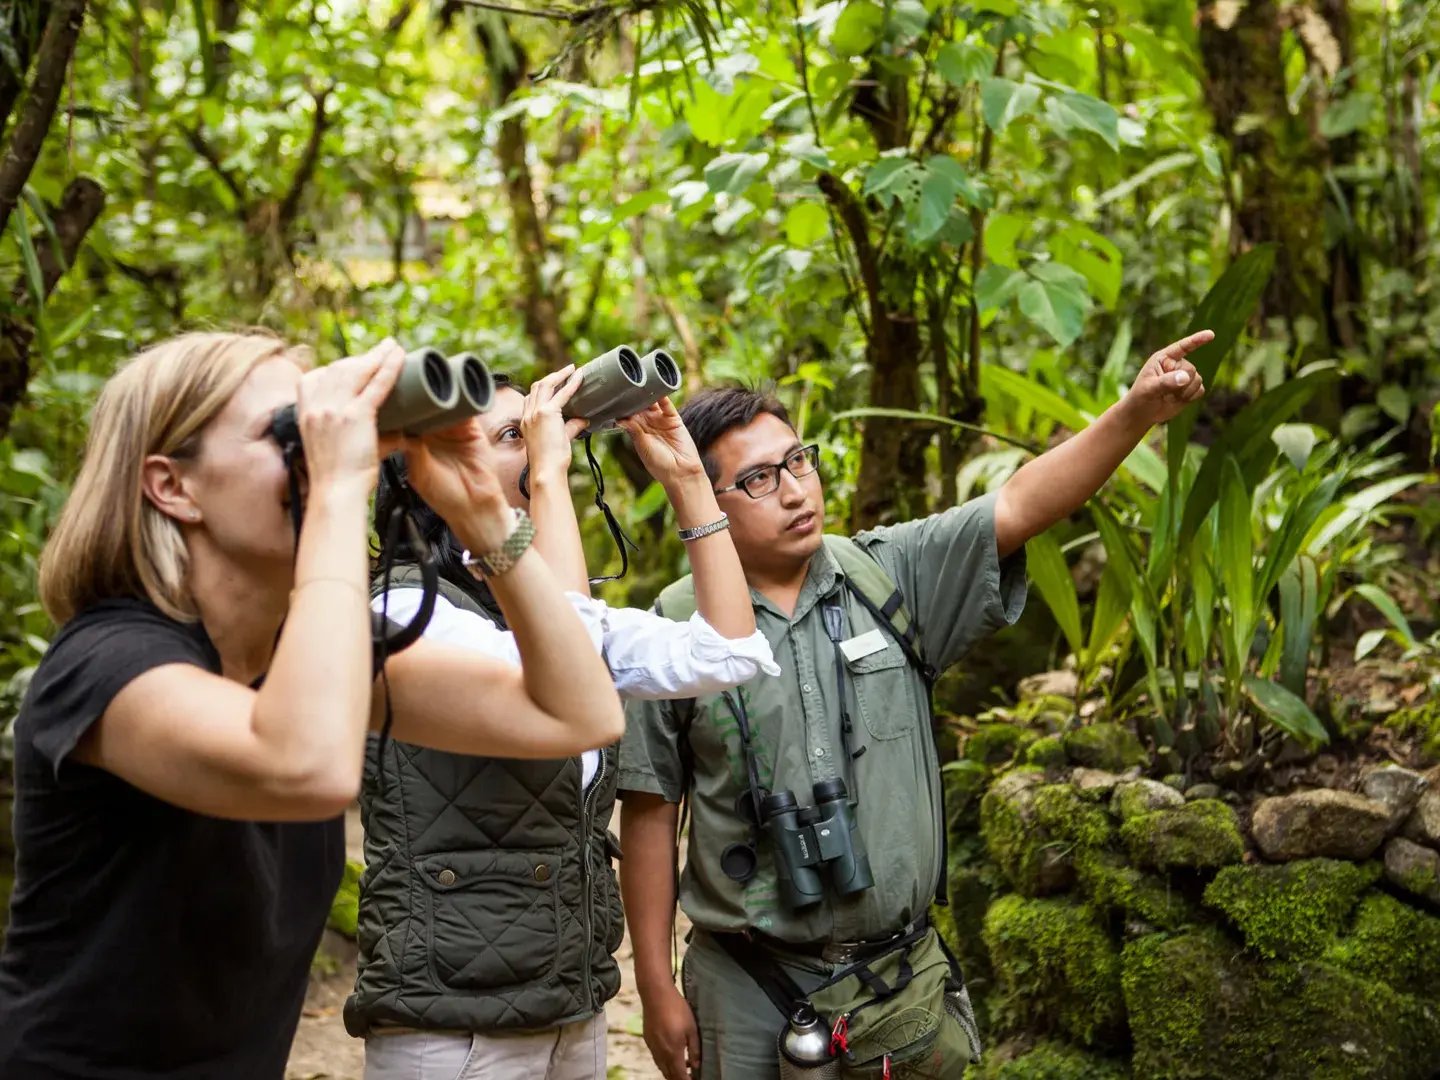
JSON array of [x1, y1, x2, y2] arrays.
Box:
[[740, 914, 928, 966]]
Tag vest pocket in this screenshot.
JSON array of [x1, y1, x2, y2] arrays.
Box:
[[416, 849, 564, 991]]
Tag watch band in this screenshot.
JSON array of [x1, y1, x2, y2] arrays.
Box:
[[461, 507, 535, 578], [677, 514, 730, 543]]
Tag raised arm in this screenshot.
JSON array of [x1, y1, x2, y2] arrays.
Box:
[[619, 399, 756, 640], [520, 365, 591, 593], [80, 344, 406, 821], [994, 330, 1212, 557], [388, 417, 624, 755]]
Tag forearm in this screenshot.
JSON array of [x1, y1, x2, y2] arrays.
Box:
[[480, 548, 623, 743], [666, 472, 756, 639], [621, 794, 682, 997], [253, 484, 374, 790], [528, 464, 591, 594], [995, 394, 1151, 557]]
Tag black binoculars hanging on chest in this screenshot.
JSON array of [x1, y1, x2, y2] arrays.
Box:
[[757, 778, 875, 911]]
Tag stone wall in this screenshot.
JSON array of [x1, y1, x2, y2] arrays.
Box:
[[938, 722, 1440, 1079]]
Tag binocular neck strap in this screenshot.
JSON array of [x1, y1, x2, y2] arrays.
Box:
[[821, 597, 866, 799], [723, 690, 770, 849], [584, 434, 640, 584]]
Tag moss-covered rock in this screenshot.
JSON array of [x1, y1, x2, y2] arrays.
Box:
[[965, 722, 1035, 765], [1063, 723, 1147, 772], [943, 758, 990, 835], [942, 865, 996, 994], [972, 1039, 1129, 1079], [982, 776, 1115, 896], [1123, 929, 1440, 1080], [1202, 858, 1379, 959], [1326, 890, 1440, 998], [983, 894, 1125, 1046], [1383, 836, 1440, 903], [1111, 779, 1184, 821], [1120, 799, 1244, 873], [1023, 734, 1067, 771], [1076, 849, 1200, 932], [327, 858, 363, 939]]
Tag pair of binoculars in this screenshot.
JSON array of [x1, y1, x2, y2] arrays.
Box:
[[762, 778, 874, 911], [562, 345, 682, 433], [267, 347, 495, 449]]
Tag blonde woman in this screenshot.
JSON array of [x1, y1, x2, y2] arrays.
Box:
[[0, 332, 624, 1080]]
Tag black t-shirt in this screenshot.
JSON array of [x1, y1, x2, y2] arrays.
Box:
[[0, 599, 344, 1079]]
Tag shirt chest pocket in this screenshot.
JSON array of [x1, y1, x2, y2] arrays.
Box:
[[844, 643, 919, 741]]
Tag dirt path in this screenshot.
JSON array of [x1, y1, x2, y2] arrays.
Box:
[[286, 807, 678, 1080]]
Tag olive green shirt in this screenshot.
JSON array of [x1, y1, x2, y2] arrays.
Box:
[[618, 491, 1026, 944]]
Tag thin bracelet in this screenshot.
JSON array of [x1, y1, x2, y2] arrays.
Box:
[[291, 577, 370, 603], [677, 514, 730, 543]]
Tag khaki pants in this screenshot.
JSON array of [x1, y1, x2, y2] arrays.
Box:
[[363, 1013, 606, 1080], [681, 929, 839, 1080]]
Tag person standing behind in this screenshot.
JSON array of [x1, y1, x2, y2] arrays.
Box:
[[619, 331, 1212, 1079], [350, 366, 779, 1080]]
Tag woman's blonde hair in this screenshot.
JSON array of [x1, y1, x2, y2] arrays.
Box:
[[39, 331, 312, 625]]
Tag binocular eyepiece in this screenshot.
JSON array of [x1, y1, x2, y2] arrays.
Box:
[[563, 345, 682, 433], [760, 777, 874, 911], [267, 347, 496, 450]]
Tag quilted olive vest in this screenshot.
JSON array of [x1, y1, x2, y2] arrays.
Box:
[[344, 567, 624, 1036]]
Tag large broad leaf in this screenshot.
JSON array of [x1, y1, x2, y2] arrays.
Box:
[[1048, 224, 1123, 310], [1278, 556, 1319, 695], [784, 202, 829, 247], [975, 265, 1025, 313], [704, 152, 768, 195], [1305, 473, 1427, 553], [1178, 368, 1338, 549], [983, 363, 1090, 431], [983, 212, 1027, 268], [980, 78, 1042, 134], [1044, 91, 1119, 151], [863, 156, 923, 207], [1027, 529, 1084, 657], [1244, 675, 1328, 747], [1086, 558, 1135, 664], [937, 41, 994, 86], [1255, 471, 1342, 603], [831, 1, 885, 54], [1166, 246, 1278, 480], [1018, 264, 1091, 347]]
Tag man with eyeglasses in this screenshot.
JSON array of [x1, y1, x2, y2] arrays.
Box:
[[618, 331, 1212, 1080]]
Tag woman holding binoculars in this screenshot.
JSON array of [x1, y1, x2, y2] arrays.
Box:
[[351, 362, 779, 1080], [0, 332, 625, 1080]]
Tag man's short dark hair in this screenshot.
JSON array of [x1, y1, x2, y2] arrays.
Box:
[[679, 386, 792, 484]]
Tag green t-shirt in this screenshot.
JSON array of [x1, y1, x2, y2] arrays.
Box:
[[617, 491, 1027, 944]]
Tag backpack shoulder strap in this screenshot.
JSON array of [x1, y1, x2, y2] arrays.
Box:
[[655, 574, 699, 624], [823, 535, 936, 688], [372, 562, 482, 617]]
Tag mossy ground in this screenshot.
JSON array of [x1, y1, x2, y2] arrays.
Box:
[[965, 722, 1037, 765], [1076, 849, 1200, 932], [982, 780, 1115, 895], [1119, 799, 1244, 872], [1325, 890, 1440, 998], [1203, 858, 1379, 959], [1062, 723, 1147, 772], [982, 894, 1125, 1046], [971, 1040, 1130, 1079]]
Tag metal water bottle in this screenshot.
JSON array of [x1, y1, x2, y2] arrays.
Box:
[[777, 1003, 841, 1079]]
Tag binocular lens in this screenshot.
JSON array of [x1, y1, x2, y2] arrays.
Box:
[[812, 777, 847, 803], [616, 346, 643, 385], [418, 349, 454, 401], [644, 349, 681, 392], [459, 357, 490, 408]]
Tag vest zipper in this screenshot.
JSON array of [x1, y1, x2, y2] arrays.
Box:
[[579, 750, 608, 1011]]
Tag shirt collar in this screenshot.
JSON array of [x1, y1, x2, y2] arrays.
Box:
[[749, 538, 844, 625]]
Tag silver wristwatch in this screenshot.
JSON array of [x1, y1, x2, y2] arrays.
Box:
[[677, 514, 730, 543], [461, 508, 536, 578]]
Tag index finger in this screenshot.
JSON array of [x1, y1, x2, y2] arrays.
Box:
[[1153, 329, 1215, 364], [549, 368, 586, 409]]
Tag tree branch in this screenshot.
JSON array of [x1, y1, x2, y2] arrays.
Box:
[[277, 88, 332, 230], [816, 171, 883, 334], [0, 0, 87, 240], [180, 124, 249, 213], [0, 1, 53, 143], [12, 175, 104, 305]]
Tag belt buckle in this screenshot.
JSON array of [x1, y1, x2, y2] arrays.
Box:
[[822, 940, 862, 964]]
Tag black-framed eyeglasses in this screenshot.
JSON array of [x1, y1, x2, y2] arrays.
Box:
[[716, 444, 820, 500]]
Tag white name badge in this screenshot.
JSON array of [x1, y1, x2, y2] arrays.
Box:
[[838, 629, 888, 663]]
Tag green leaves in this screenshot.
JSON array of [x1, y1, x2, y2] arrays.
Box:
[[831, 1, 885, 54], [1027, 529, 1084, 658], [862, 154, 983, 244], [1017, 263, 1092, 347], [1044, 92, 1120, 151], [981, 78, 1041, 134], [704, 152, 768, 195], [937, 42, 994, 86], [1243, 676, 1328, 747], [784, 202, 829, 247]]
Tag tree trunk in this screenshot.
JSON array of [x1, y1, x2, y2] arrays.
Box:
[[1197, 0, 1332, 356], [475, 20, 572, 372]]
